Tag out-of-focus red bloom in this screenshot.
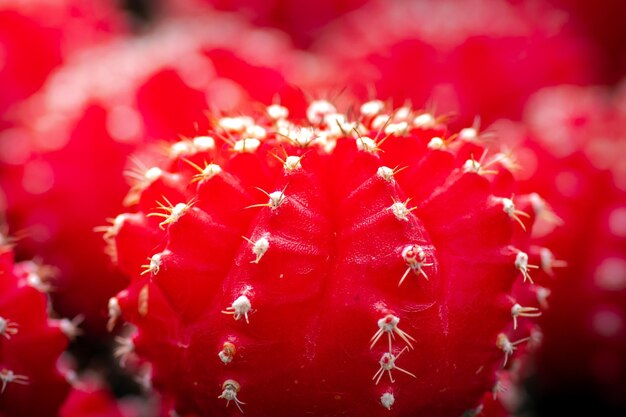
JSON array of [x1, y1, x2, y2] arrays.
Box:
[[0, 11, 309, 339], [312, 0, 596, 126], [493, 83, 626, 416], [0, 232, 70, 417], [0, 0, 127, 116]]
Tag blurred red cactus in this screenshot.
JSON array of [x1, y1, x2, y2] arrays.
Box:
[[0, 231, 70, 417], [161, 0, 369, 48], [493, 83, 626, 415], [311, 0, 597, 126], [0, 11, 308, 339]]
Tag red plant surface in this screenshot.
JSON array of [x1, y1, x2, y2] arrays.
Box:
[[103, 98, 556, 416], [0, 230, 71, 417], [58, 376, 162, 417], [492, 83, 626, 415], [59, 384, 126, 417], [0, 11, 308, 339], [311, 0, 596, 127]]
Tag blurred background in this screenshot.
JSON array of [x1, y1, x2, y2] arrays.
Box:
[[0, 0, 625, 416]]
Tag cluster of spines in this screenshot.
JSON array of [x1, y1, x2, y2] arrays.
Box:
[[491, 211, 566, 406]]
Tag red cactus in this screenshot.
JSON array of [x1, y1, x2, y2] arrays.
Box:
[[103, 99, 554, 416], [0, 11, 308, 338], [0, 230, 71, 417], [492, 83, 626, 415]]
